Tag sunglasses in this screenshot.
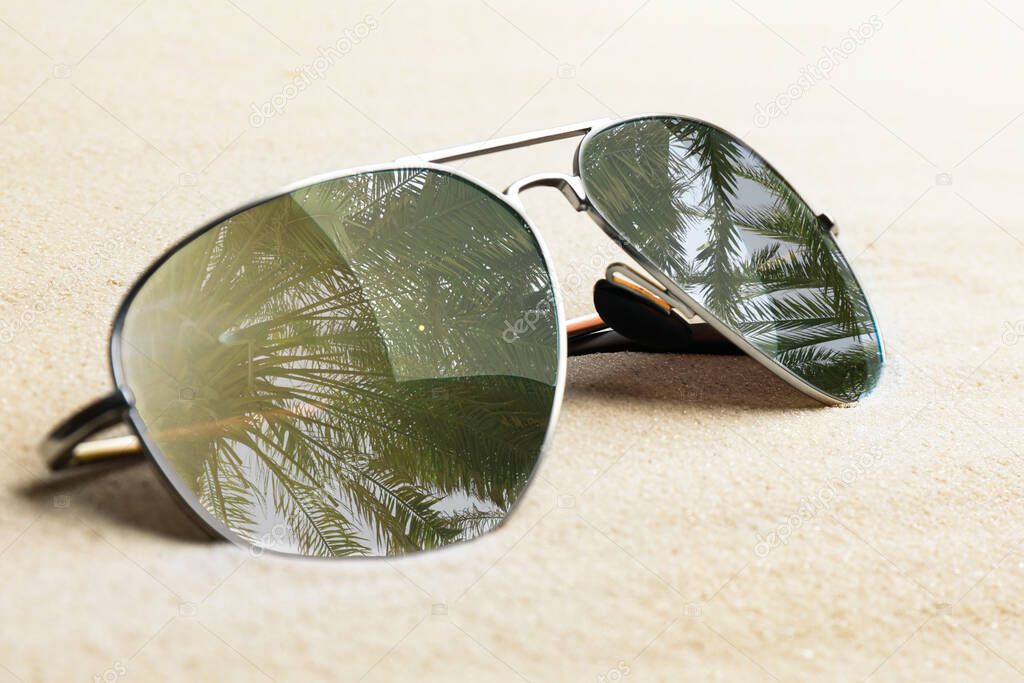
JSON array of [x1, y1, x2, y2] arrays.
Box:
[[40, 114, 883, 558]]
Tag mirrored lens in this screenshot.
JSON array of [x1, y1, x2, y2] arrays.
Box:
[[119, 168, 560, 557], [579, 116, 882, 402]]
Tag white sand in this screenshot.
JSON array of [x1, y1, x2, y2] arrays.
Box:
[[2, 1, 1023, 681]]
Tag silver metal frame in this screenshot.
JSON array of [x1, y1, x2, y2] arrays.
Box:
[[41, 113, 884, 558]]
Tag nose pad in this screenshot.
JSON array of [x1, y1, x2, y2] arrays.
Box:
[[590, 263, 741, 355], [504, 173, 587, 211], [593, 272, 694, 353]]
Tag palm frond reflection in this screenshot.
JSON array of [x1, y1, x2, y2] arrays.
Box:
[[122, 169, 558, 557], [581, 117, 882, 401]]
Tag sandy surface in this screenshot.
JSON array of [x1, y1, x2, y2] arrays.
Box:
[[2, 1, 1024, 681]]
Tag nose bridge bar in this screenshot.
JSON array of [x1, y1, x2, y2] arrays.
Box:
[[504, 172, 587, 210], [397, 118, 610, 164]]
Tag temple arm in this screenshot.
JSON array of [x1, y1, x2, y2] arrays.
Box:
[[39, 319, 692, 469], [39, 393, 137, 470], [41, 268, 738, 470], [38, 313, 649, 470], [38, 317, 628, 471]]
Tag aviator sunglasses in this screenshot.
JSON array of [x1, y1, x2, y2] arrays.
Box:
[[41, 114, 884, 558]]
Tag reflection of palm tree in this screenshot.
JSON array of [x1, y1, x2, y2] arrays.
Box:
[[582, 117, 882, 400], [122, 170, 557, 557], [677, 121, 747, 324], [728, 162, 880, 398]]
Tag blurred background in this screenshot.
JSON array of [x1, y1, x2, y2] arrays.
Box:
[[2, 1, 1023, 681]]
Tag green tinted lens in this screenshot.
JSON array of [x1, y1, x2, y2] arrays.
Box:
[[579, 116, 882, 402], [119, 168, 560, 557]]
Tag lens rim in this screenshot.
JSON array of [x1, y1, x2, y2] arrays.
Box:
[[108, 163, 567, 559], [573, 113, 885, 405]]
